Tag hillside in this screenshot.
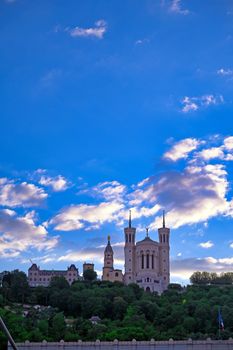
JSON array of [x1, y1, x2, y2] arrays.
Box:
[[1, 271, 233, 343]]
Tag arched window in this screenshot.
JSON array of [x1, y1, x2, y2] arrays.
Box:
[[129, 234, 131, 243], [146, 254, 149, 268], [126, 234, 128, 243], [152, 255, 154, 269], [141, 254, 144, 269]]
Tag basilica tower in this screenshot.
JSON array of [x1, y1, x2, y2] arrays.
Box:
[[124, 210, 136, 284], [102, 235, 114, 281], [158, 211, 170, 288]]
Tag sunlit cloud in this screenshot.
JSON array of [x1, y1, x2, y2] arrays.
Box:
[[199, 240, 214, 249], [68, 20, 107, 39], [0, 179, 47, 208], [50, 201, 125, 231], [78, 180, 127, 202], [163, 138, 201, 161], [149, 163, 230, 229], [39, 175, 70, 192], [0, 209, 58, 258], [197, 147, 225, 161], [48, 135, 233, 233]]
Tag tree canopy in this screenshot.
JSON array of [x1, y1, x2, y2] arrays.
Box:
[[0, 271, 233, 344]]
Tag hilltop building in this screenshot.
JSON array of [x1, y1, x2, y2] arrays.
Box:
[[28, 263, 79, 287], [102, 211, 170, 293], [102, 235, 124, 283]]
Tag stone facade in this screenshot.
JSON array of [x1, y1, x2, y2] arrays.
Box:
[[102, 236, 123, 283], [124, 211, 170, 293], [102, 211, 170, 293], [28, 263, 79, 287]]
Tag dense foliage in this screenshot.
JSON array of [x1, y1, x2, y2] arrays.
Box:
[[1, 270, 233, 345], [190, 271, 233, 285]]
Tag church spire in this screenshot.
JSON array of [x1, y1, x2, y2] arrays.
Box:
[[129, 210, 131, 228], [146, 227, 149, 237], [163, 210, 165, 228]]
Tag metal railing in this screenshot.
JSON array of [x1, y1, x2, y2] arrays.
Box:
[[0, 316, 18, 350]]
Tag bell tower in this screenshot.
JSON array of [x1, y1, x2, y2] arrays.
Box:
[[158, 211, 170, 288], [102, 235, 114, 281], [124, 210, 136, 284]]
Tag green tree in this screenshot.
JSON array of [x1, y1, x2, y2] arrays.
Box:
[[9, 270, 29, 303], [51, 312, 66, 341], [49, 276, 70, 289], [83, 269, 97, 281]]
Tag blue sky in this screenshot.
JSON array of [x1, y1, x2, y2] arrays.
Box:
[[1, 0, 233, 284]]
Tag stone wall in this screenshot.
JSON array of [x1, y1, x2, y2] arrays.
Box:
[[9, 338, 233, 350]]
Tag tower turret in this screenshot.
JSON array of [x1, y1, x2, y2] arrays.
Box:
[[124, 210, 136, 284], [158, 210, 170, 288]]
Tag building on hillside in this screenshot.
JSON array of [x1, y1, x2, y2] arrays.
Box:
[[28, 263, 80, 287], [102, 211, 170, 293], [102, 235, 123, 283], [124, 210, 170, 293]]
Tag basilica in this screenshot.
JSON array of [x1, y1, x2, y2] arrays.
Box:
[[102, 211, 170, 293]]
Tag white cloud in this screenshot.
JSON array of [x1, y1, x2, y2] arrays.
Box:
[[39, 175, 69, 192], [194, 136, 233, 162], [149, 163, 230, 229], [0, 180, 47, 208], [79, 181, 126, 202], [182, 98, 198, 113], [169, 0, 189, 15], [164, 138, 201, 161], [217, 68, 233, 76], [50, 201, 125, 231], [197, 147, 225, 161], [48, 135, 233, 234], [224, 136, 233, 150], [199, 240, 214, 249], [181, 94, 224, 113], [0, 209, 58, 258], [69, 20, 107, 39]]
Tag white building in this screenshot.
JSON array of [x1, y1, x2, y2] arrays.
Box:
[[124, 211, 170, 293], [28, 263, 79, 287]]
